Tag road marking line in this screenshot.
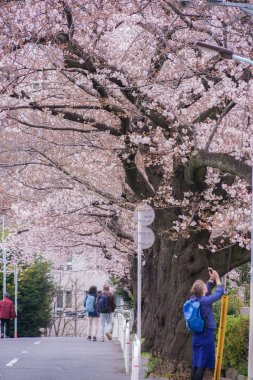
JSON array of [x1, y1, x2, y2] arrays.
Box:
[[6, 358, 19, 367], [34, 341, 41, 345]]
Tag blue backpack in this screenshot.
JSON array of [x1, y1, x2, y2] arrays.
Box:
[[183, 299, 205, 333], [97, 294, 109, 313], [85, 295, 96, 313]]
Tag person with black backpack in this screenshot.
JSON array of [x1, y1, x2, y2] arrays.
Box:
[[97, 284, 115, 342], [189, 269, 224, 380], [84, 286, 99, 341]]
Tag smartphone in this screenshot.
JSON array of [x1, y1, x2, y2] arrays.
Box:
[[208, 267, 213, 273]]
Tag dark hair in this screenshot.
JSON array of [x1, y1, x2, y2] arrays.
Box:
[[88, 286, 97, 294], [103, 284, 109, 291]]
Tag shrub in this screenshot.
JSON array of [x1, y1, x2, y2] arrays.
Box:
[[1, 259, 55, 337], [222, 315, 249, 376], [213, 289, 242, 324], [142, 352, 162, 378]]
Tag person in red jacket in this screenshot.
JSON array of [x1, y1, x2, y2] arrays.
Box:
[[0, 292, 16, 338]]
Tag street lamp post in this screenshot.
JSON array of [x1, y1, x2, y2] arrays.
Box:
[[195, 42, 253, 66], [207, 0, 253, 16], [196, 40, 253, 380], [250, 170, 253, 379], [14, 264, 18, 338], [2, 216, 7, 296]]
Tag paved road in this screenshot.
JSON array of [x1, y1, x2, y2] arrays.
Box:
[[0, 337, 131, 380]]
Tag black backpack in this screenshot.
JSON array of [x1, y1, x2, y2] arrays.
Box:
[[97, 294, 109, 313]]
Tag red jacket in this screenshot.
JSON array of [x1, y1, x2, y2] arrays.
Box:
[[0, 297, 16, 319]]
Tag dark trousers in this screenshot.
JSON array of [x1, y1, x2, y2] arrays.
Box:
[[1, 319, 10, 337], [191, 367, 206, 380]]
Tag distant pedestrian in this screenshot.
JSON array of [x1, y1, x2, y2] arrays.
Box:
[[98, 284, 115, 342], [0, 292, 16, 338], [190, 269, 224, 380], [84, 286, 99, 341]]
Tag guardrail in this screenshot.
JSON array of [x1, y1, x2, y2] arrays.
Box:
[[114, 310, 133, 374], [114, 310, 142, 378]]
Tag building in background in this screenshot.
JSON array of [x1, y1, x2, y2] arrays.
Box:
[[49, 254, 111, 337]]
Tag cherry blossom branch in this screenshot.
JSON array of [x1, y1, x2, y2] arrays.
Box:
[[62, 1, 74, 40], [25, 147, 135, 210], [186, 150, 251, 186], [60, 226, 104, 236], [10, 112, 107, 133], [65, 41, 174, 131], [120, 148, 155, 200], [208, 240, 250, 276], [205, 100, 236, 151]]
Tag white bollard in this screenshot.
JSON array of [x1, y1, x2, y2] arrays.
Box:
[[124, 322, 130, 374], [114, 312, 136, 375], [121, 319, 126, 351], [118, 314, 123, 347], [131, 336, 140, 380], [130, 309, 134, 330], [113, 313, 119, 338]]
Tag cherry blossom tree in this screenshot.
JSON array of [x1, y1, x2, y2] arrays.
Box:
[[0, 0, 252, 372]]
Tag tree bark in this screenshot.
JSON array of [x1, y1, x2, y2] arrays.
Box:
[[131, 207, 250, 373]]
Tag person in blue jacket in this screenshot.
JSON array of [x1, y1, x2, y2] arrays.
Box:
[[190, 269, 224, 380], [84, 286, 100, 341]]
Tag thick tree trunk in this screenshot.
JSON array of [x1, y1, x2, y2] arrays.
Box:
[[131, 208, 250, 374]]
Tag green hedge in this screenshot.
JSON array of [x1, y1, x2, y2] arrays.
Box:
[[222, 315, 249, 376]]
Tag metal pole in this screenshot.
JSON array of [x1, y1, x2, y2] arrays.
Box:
[[195, 43, 253, 379], [208, 1, 253, 16], [223, 2, 253, 15], [14, 264, 18, 338], [248, 166, 253, 379], [2, 216, 6, 296], [232, 55, 253, 66], [137, 211, 142, 346], [214, 293, 229, 380]]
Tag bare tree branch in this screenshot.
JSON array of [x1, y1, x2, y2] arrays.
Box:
[[205, 100, 236, 151]]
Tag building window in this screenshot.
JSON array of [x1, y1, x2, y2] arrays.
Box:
[[32, 81, 42, 91], [66, 256, 72, 271], [56, 291, 63, 309], [65, 291, 72, 308]]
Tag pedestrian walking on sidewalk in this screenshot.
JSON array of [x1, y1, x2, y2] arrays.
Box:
[[84, 286, 99, 342], [0, 292, 16, 338], [190, 269, 224, 380], [98, 284, 115, 342]]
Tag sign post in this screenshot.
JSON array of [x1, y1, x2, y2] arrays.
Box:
[[133, 204, 155, 376], [137, 214, 142, 344]]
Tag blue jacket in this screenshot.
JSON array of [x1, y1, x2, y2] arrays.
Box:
[[192, 281, 224, 329]]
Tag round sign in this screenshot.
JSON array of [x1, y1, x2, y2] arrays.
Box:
[[133, 226, 155, 249], [134, 204, 155, 226]]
